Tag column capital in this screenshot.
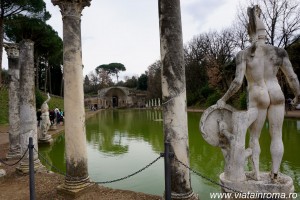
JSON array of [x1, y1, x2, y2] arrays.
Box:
[[52, 0, 91, 18], [4, 43, 19, 59]]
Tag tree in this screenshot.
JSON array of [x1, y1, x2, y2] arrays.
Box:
[[123, 76, 138, 88], [4, 15, 63, 95], [147, 60, 162, 99], [95, 62, 126, 82], [237, 0, 300, 48], [137, 73, 148, 91], [0, 0, 49, 86]]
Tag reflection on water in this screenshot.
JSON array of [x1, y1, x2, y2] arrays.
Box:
[[39, 110, 300, 199]]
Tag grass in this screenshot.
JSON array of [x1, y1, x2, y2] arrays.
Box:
[[0, 87, 9, 125], [0, 87, 64, 125]]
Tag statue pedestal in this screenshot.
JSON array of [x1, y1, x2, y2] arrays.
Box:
[[0, 165, 6, 181], [220, 172, 294, 200], [38, 135, 53, 145], [49, 124, 57, 131]]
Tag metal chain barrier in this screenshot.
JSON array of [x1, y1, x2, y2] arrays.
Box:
[[34, 148, 66, 177], [35, 147, 162, 184], [94, 154, 162, 184], [0, 148, 28, 166], [174, 157, 242, 193]]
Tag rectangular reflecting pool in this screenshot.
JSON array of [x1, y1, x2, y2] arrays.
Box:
[[39, 109, 300, 199]]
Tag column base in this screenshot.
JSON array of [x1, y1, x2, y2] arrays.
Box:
[[38, 135, 53, 145], [16, 159, 45, 174], [6, 148, 21, 160], [220, 172, 294, 200], [57, 176, 95, 198], [169, 191, 199, 200]]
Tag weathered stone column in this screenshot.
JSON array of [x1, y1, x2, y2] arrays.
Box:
[[16, 40, 43, 173], [4, 43, 21, 159], [52, 0, 93, 196], [159, 1, 197, 199]]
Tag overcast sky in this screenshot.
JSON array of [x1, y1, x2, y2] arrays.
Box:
[[3, 0, 241, 81]]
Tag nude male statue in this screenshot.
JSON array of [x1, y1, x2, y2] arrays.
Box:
[[217, 5, 300, 181]]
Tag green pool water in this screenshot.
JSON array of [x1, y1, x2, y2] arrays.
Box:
[[39, 109, 300, 199]]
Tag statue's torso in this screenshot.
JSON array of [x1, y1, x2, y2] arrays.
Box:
[[243, 44, 285, 107]]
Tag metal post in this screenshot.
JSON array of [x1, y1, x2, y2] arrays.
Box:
[[164, 142, 171, 200], [28, 137, 35, 200]]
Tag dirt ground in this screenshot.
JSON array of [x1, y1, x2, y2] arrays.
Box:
[[0, 109, 161, 200]]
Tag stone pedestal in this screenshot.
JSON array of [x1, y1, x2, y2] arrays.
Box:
[[16, 159, 44, 174], [57, 177, 96, 198], [0, 163, 6, 181], [38, 134, 53, 145], [220, 172, 294, 200]]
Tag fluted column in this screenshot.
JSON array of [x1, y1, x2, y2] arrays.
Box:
[[52, 0, 93, 196], [159, 1, 197, 199], [16, 40, 43, 173], [4, 43, 21, 159]]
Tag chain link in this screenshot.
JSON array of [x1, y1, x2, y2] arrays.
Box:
[[36, 147, 162, 184], [174, 157, 242, 193], [0, 148, 28, 166], [94, 155, 162, 184], [34, 148, 67, 176]]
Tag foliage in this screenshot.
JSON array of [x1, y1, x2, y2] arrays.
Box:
[[137, 73, 148, 91], [204, 91, 221, 107], [96, 63, 126, 82], [0, 0, 49, 86], [4, 15, 63, 95], [35, 89, 45, 109], [0, 87, 9, 124], [147, 60, 162, 99], [237, 0, 300, 48], [1, 69, 9, 85], [239, 91, 248, 110]]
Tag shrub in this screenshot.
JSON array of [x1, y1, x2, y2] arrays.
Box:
[[239, 91, 248, 110], [36, 90, 45, 109], [205, 91, 221, 107]]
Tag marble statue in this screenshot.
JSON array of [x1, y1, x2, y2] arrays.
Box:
[[39, 93, 51, 141], [218, 108, 257, 182], [200, 5, 299, 196], [216, 5, 300, 181]]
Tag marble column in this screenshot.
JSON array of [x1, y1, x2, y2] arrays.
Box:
[[16, 40, 43, 174], [4, 43, 21, 159], [158, 0, 197, 199], [52, 0, 93, 196]]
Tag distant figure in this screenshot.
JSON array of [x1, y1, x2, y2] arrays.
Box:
[[217, 5, 300, 180]]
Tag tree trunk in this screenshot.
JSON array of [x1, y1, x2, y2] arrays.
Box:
[[35, 57, 39, 90], [48, 65, 52, 94], [44, 62, 48, 93]]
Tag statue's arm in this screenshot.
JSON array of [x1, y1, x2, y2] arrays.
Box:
[[280, 51, 300, 103], [45, 93, 51, 104], [218, 51, 246, 104]]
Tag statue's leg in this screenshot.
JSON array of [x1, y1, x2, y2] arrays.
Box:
[[267, 103, 284, 179], [249, 108, 267, 180]]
